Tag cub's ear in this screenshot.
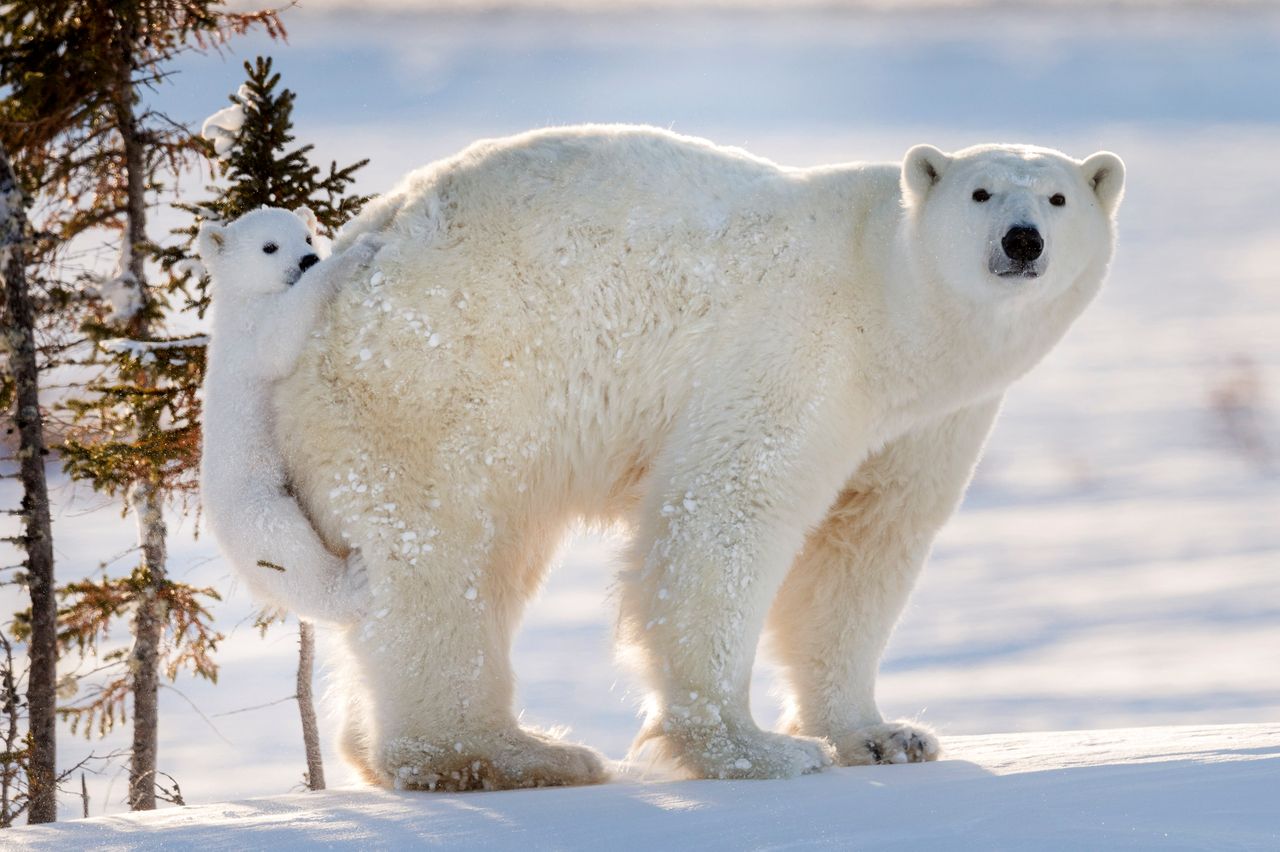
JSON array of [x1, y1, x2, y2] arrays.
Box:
[[196, 222, 227, 262], [1081, 151, 1125, 216], [294, 206, 319, 233], [901, 144, 951, 204]]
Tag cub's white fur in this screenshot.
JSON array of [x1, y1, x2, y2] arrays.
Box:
[[274, 126, 1124, 788], [198, 207, 382, 625]]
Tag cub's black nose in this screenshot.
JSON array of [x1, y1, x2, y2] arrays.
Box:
[[299, 253, 320, 272], [1002, 226, 1044, 264]]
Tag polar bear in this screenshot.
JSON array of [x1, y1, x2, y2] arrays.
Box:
[[198, 207, 382, 625], [273, 125, 1124, 789]]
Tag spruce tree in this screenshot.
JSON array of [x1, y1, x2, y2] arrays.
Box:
[[211, 57, 369, 232], [168, 55, 370, 792], [164, 56, 371, 313], [0, 1, 283, 813]]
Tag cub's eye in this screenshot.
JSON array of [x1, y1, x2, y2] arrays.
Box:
[[262, 242, 278, 254], [305, 235, 312, 245], [972, 189, 991, 203], [1049, 193, 1066, 207]]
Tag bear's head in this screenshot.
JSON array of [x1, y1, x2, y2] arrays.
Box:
[[197, 206, 322, 296], [899, 143, 1124, 305]]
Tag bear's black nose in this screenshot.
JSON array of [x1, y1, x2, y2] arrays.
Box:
[[299, 253, 320, 272], [1002, 226, 1044, 264]]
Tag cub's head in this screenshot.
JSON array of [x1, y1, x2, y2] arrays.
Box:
[[900, 143, 1124, 304], [197, 206, 322, 296]]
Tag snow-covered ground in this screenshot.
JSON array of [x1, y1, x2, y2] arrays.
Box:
[[1, 0, 1277, 834], [9, 724, 1279, 849]]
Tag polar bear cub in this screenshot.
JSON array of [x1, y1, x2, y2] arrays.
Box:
[[198, 207, 381, 625], [273, 126, 1125, 789]]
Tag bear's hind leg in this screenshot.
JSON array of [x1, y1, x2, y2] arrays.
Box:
[[329, 654, 381, 786], [351, 506, 607, 791]]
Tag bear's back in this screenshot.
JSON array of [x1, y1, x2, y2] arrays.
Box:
[[335, 125, 898, 256]]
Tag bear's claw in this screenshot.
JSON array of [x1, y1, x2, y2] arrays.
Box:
[[835, 721, 940, 766]]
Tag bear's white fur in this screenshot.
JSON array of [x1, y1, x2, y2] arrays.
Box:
[[198, 207, 382, 625], [273, 125, 1124, 788]]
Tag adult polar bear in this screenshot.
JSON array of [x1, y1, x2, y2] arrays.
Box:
[[275, 125, 1124, 790]]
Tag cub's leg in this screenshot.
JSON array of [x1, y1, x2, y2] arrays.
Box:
[[619, 385, 862, 780], [224, 487, 369, 626], [348, 495, 607, 791], [768, 399, 1000, 765]]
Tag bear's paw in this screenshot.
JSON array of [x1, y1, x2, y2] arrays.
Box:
[[637, 717, 835, 780], [384, 728, 608, 792], [832, 720, 940, 766]]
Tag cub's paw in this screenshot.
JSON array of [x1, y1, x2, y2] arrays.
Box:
[[334, 549, 372, 607], [384, 728, 609, 792], [347, 232, 386, 266], [638, 714, 835, 780], [833, 721, 940, 766], [303, 550, 371, 627]]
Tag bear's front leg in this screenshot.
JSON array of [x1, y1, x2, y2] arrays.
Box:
[[620, 388, 864, 780], [768, 400, 1000, 766]]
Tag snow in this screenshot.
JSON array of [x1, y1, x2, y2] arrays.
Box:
[[94, 239, 146, 323], [0, 0, 1276, 838], [171, 257, 207, 280], [200, 104, 246, 158], [7, 724, 1278, 848], [98, 273, 142, 324], [98, 336, 209, 368], [101, 336, 211, 355]]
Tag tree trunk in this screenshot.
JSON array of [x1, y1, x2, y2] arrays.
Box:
[[112, 40, 167, 812], [0, 141, 58, 824], [126, 480, 165, 812], [297, 621, 325, 791]]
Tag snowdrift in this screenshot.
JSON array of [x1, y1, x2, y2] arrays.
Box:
[[8, 723, 1278, 849]]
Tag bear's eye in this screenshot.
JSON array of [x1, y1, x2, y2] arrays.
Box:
[[1049, 193, 1066, 207], [305, 235, 312, 245], [972, 189, 991, 203], [262, 242, 278, 254]]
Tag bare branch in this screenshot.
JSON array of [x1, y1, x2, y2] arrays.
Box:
[[157, 683, 232, 747], [211, 694, 296, 719]]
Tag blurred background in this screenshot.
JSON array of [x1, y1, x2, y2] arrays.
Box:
[[5, 0, 1278, 817]]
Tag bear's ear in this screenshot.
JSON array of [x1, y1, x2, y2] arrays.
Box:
[[294, 206, 319, 233], [196, 222, 226, 261], [901, 144, 951, 204], [1081, 151, 1125, 217]]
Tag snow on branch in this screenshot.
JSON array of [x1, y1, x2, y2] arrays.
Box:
[[97, 239, 144, 323], [97, 273, 143, 323], [172, 257, 207, 280], [99, 336, 210, 365], [101, 336, 210, 354], [201, 104, 246, 159], [200, 83, 255, 160]]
